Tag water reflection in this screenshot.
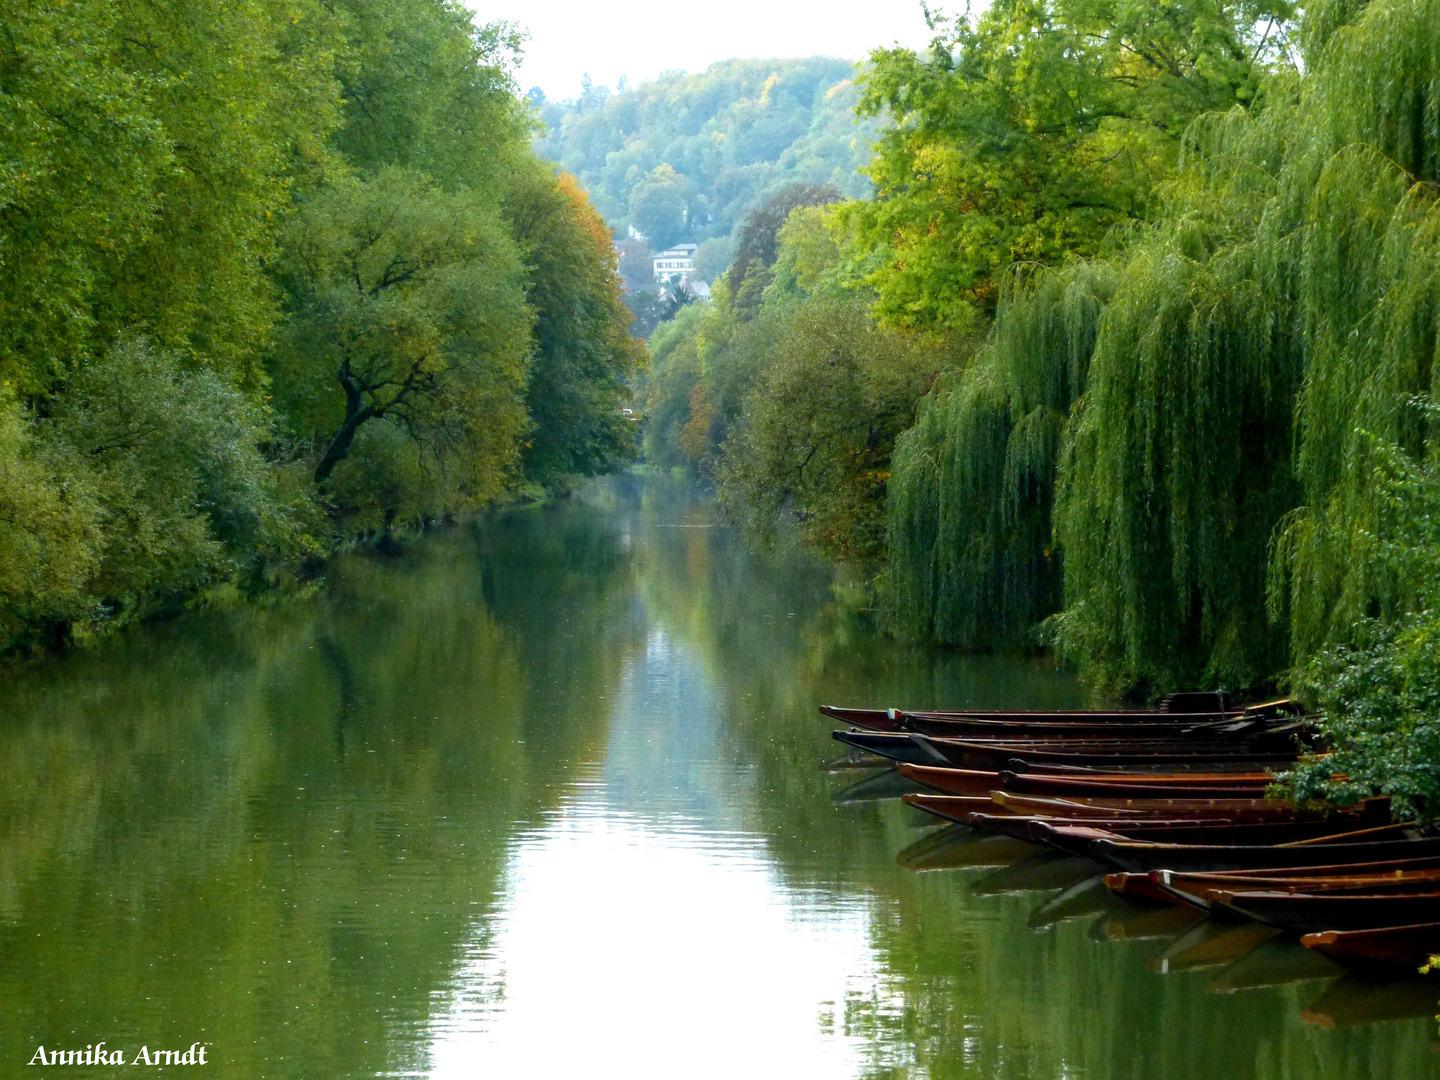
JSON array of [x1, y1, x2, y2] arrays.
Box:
[[0, 475, 1434, 1079]]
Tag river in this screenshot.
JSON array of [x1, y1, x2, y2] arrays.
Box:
[[0, 475, 1434, 1078]]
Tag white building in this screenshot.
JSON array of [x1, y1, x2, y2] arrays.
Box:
[[652, 243, 698, 281]]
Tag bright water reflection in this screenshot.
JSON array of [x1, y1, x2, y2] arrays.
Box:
[[0, 474, 1435, 1079], [427, 621, 907, 1077]]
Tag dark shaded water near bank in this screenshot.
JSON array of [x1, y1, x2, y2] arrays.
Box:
[[0, 475, 1435, 1078]]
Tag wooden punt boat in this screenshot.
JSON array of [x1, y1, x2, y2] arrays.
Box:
[[1090, 832, 1440, 874], [1301, 922, 1440, 970], [1107, 847, 1438, 903], [819, 694, 1295, 732], [918, 802, 1369, 846], [1152, 864, 1440, 910], [833, 730, 1303, 771], [898, 715, 1259, 738], [952, 738, 1308, 770], [1015, 820, 1248, 851], [990, 791, 1344, 820], [902, 794, 1019, 825], [1033, 819, 1399, 861], [866, 712, 1267, 738], [903, 794, 1265, 834], [974, 810, 1274, 837], [1213, 889, 1440, 933], [898, 764, 1017, 798], [1172, 852, 1440, 879], [897, 762, 1276, 798], [1032, 758, 1307, 775], [819, 694, 1237, 731], [819, 705, 1178, 731], [1105, 872, 1181, 903], [996, 769, 1273, 800]]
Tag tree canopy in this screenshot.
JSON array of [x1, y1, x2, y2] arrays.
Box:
[[844, 0, 1292, 329], [0, 0, 645, 655]]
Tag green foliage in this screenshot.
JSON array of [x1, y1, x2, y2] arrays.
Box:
[[507, 168, 646, 487], [1054, 0, 1440, 696], [0, 0, 646, 655], [0, 394, 100, 644], [331, 0, 527, 190], [718, 297, 940, 564], [692, 237, 737, 284], [887, 264, 1112, 648], [725, 183, 840, 319], [273, 167, 532, 515], [1283, 437, 1440, 819], [845, 0, 1289, 330], [1053, 226, 1301, 693], [0, 342, 315, 651], [639, 301, 714, 469], [533, 59, 878, 244], [766, 206, 845, 301], [627, 164, 694, 251], [641, 194, 952, 566], [884, 0, 1440, 714], [46, 342, 310, 601], [0, 0, 343, 392]]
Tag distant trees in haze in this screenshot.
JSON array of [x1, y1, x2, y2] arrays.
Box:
[[533, 58, 878, 248]]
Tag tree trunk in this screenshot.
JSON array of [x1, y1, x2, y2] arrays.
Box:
[[315, 367, 375, 484]]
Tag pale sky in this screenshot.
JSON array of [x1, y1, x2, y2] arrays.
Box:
[[466, 0, 940, 101]]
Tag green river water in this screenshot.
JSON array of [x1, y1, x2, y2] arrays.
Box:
[[0, 475, 1435, 1078]]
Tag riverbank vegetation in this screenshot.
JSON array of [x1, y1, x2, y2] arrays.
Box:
[[638, 0, 1440, 806], [0, 0, 640, 655]]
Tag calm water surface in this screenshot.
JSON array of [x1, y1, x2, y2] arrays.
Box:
[[0, 476, 1435, 1078]]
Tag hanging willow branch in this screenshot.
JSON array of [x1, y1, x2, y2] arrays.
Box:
[[889, 0, 1440, 707]]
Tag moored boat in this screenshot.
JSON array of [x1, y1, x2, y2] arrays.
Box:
[[897, 762, 1277, 799], [834, 729, 1305, 771], [1151, 861, 1440, 910], [1090, 832, 1440, 874], [1213, 888, 1440, 933], [819, 694, 1296, 732], [1301, 922, 1440, 971]]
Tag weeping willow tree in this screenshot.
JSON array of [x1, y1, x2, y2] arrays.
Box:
[[886, 263, 1114, 647], [1274, 0, 1440, 655], [888, 0, 1440, 715], [1054, 0, 1440, 695]]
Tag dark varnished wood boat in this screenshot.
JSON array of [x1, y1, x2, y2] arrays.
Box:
[[1110, 849, 1440, 904], [819, 693, 1238, 731], [833, 729, 1303, 771], [898, 764, 1019, 798], [901, 794, 1018, 824], [1151, 863, 1440, 909], [1301, 922, 1440, 971], [838, 712, 1262, 739], [1213, 888, 1440, 933], [1090, 831, 1440, 874], [1033, 819, 1403, 861], [990, 791, 1353, 820], [897, 762, 1276, 799], [996, 769, 1274, 800], [819, 694, 1296, 732], [1105, 872, 1180, 903]]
